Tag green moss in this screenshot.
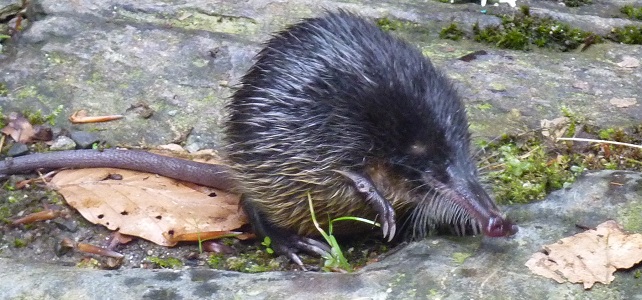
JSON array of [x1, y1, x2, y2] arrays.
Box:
[[472, 7, 599, 51], [0, 106, 5, 129], [480, 118, 642, 205], [22, 105, 64, 126], [439, 23, 465, 41], [375, 17, 429, 35], [376, 17, 404, 31], [561, 105, 584, 137], [207, 253, 225, 269], [562, 0, 592, 7], [475, 103, 493, 111], [483, 137, 583, 204], [452, 252, 471, 264], [497, 28, 529, 50], [76, 258, 101, 269], [170, 12, 258, 35], [621, 5, 642, 21], [13, 238, 27, 248], [147, 256, 183, 269], [0, 82, 8, 96], [610, 25, 642, 45], [224, 251, 281, 273], [46, 191, 65, 206], [580, 127, 642, 170], [621, 202, 642, 232], [0, 206, 10, 223], [598, 128, 617, 140], [15, 85, 38, 99]]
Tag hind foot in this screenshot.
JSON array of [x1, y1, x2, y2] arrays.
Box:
[[241, 196, 330, 268]]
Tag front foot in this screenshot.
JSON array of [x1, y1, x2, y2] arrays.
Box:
[[241, 196, 330, 268], [334, 170, 397, 241]]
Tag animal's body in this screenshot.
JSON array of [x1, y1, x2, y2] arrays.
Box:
[[0, 11, 517, 265], [224, 11, 516, 261]]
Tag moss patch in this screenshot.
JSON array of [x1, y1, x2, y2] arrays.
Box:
[[375, 17, 430, 35], [610, 25, 642, 45], [223, 251, 281, 273], [470, 6, 599, 51], [621, 202, 642, 232], [479, 121, 642, 205], [452, 252, 472, 264], [22, 105, 64, 126], [481, 136, 584, 204], [440, 23, 465, 41], [147, 256, 184, 269], [562, 0, 592, 7], [621, 5, 642, 21], [0, 82, 8, 96]]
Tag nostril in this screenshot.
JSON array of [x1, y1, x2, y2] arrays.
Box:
[[484, 217, 518, 237]]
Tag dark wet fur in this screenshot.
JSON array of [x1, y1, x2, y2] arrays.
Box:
[[225, 9, 516, 250]]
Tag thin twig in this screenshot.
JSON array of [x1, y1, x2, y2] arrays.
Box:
[[557, 137, 642, 150]]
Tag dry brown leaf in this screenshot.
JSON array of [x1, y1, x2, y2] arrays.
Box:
[[616, 56, 640, 68], [525, 220, 642, 289], [571, 81, 590, 91], [609, 97, 637, 108], [540, 117, 569, 139], [1, 112, 36, 143], [50, 168, 246, 246]]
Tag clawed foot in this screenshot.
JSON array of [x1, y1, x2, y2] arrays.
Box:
[[241, 196, 331, 269], [269, 232, 332, 268], [334, 170, 396, 241]]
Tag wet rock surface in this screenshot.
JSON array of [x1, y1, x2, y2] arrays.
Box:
[[0, 0, 641, 298]]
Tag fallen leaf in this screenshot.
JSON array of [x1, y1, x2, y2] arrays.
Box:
[[609, 97, 637, 108], [158, 143, 188, 152], [616, 56, 640, 68], [50, 168, 246, 246], [525, 220, 642, 289], [0, 112, 35, 143], [571, 81, 590, 91], [540, 117, 569, 139]]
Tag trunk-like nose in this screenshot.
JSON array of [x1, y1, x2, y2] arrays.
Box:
[[451, 174, 518, 237]]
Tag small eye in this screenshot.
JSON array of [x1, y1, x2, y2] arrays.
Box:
[[409, 143, 427, 156]]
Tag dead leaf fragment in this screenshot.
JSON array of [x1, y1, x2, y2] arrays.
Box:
[[525, 220, 642, 289], [540, 117, 569, 139], [1, 112, 35, 143], [609, 97, 637, 108], [50, 168, 246, 246], [571, 81, 590, 91], [616, 56, 640, 68]]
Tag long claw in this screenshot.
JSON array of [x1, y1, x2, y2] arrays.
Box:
[[241, 196, 331, 269], [334, 170, 397, 240], [388, 222, 396, 242], [277, 236, 332, 270], [294, 236, 332, 257]]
